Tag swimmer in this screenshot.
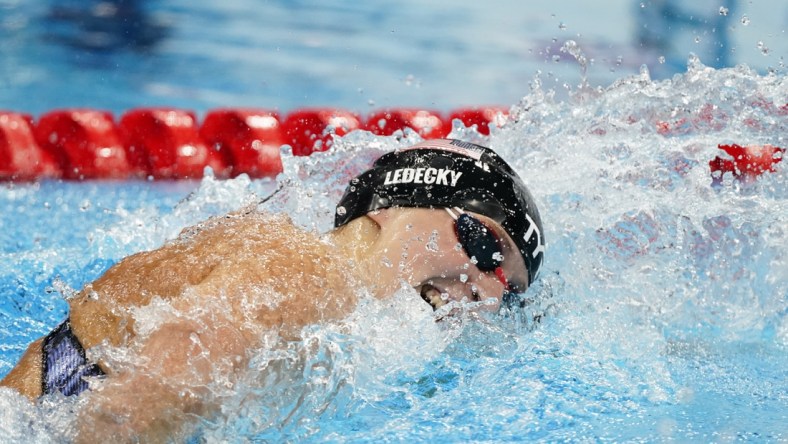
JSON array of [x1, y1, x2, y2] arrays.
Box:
[[0, 138, 544, 442]]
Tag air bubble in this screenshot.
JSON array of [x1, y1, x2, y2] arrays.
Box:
[[741, 15, 750, 26], [719, 7, 728, 16], [336, 206, 346, 216]]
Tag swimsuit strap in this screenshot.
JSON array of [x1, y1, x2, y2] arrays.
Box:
[[41, 319, 105, 396]]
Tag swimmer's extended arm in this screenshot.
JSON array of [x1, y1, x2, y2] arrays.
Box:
[[75, 317, 248, 443]]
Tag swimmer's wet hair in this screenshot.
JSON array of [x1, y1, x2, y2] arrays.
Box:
[[335, 139, 545, 285]]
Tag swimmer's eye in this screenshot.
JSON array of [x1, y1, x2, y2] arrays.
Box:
[[452, 213, 504, 272], [446, 207, 520, 291]]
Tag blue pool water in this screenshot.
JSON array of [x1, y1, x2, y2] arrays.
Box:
[[1, 1, 787, 442]]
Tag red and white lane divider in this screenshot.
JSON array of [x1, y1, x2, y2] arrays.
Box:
[[0, 107, 506, 180], [0, 106, 783, 182]]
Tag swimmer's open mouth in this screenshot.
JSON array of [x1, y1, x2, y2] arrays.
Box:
[[420, 284, 447, 310]]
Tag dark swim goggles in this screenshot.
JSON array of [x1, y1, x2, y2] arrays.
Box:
[[445, 207, 518, 292]]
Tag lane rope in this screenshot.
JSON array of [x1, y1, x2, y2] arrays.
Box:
[[0, 106, 783, 182]]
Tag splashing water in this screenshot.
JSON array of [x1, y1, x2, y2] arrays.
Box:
[[1, 61, 786, 441]]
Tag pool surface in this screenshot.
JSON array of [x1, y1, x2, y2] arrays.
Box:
[[1, 1, 786, 442]]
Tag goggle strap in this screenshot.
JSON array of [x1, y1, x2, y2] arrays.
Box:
[[445, 207, 461, 220]]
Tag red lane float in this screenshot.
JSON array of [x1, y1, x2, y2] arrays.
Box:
[[4, 106, 784, 184], [283, 108, 362, 156], [710, 143, 784, 184], [0, 112, 60, 180], [365, 109, 448, 138], [4, 106, 507, 181], [200, 109, 285, 178], [34, 109, 131, 179], [119, 108, 226, 179]]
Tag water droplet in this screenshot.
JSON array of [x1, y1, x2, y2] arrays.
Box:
[[741, 15, 750, 26], [639, 64, 651, 81], [558, 22, 567, 30], [552, 55, 561, 63], [658, 56, 666, 64], [79, 200, 91, 211], [336, 206, 346, 216], [460, 274, 469, 283], [719, 6, 728, 16], [425, 230, 440, 252], [694, 36, 701, 43], [51, 277, 76, 300], [757, 41, 769, 55]]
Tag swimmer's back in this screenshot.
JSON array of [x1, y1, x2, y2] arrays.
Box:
[[2, 210, 359, 402], [70, 210, 358, 351]]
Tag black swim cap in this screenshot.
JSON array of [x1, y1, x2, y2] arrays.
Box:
[[334, 139, 545, 285]]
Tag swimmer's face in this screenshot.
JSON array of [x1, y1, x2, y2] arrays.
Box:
[[366, 207, 528, 312]]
